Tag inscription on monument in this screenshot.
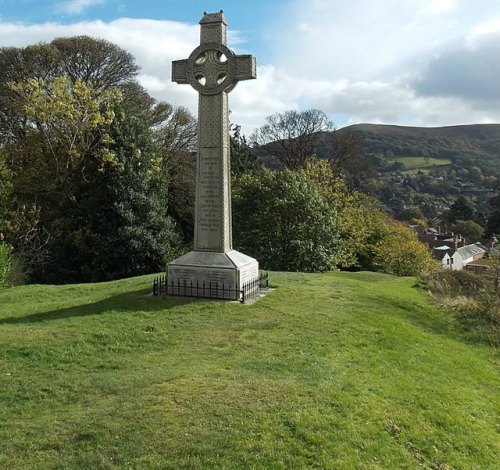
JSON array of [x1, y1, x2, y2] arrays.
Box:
[[169, 266, 235, 286], [197, 148, 223, 249]]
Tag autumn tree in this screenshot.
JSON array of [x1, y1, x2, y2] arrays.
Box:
[[0, 37, 183, 282], [251, 109, 333, 169], [370, 221, 438, 276], [301, 160, 386, 269]]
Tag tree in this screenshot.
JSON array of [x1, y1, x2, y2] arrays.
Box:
[[9, 76, 122, 202], [0, 153, 12, 229], [154, 104, 197, 241], [450, 220, 484, 243], [371, 221, 438, 276], [230, 124, 257, 178], [251, 109, 333, 169], [301, 160, 386, 269], [0, 37, 183, 283], [0, 37, 138, 142], [40, 100, 181, 282], [486, 182, 500, 236], [232, 167, 340, 272], [397, 207, 426, 224], [50, 36, 139, 92], [446, 196, 475, 224]]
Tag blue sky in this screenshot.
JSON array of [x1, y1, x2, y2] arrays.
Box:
[[1, 0, 500, 135]]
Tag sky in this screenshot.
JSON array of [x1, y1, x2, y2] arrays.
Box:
[[1, 0, 500, 136]]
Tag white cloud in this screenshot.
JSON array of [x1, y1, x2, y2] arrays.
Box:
[[467, 17, 500, 46], [1, 1, 500, 137], [57, 0, 107, 15], [424, 0, 457, 15], [273, 0, 463, 82]]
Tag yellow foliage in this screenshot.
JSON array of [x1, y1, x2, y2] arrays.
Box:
[[8, 76, 123, 197], [372, 221, 439, 276]]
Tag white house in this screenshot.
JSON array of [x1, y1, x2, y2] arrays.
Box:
[[432, 245, 454, 269], [433, 242, 488, 270], [450, 242, 487, 270]]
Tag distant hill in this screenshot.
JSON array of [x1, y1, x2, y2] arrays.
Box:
[[339, 123, 500, 174], [253, 123, 500, 175]]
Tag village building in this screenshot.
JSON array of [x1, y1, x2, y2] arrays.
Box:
[[410, 225, 492, 271]]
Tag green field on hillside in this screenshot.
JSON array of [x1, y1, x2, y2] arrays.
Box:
[[387, 156, 452, 173], [0, 272, 498, 469]]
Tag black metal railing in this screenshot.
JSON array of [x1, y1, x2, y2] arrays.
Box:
[[153, 272, 269, 303]]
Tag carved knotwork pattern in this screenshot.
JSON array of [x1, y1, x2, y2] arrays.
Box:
[[186, 43, 237, 95], [201, 24, 225, 45], [199, 94, 229, 147]]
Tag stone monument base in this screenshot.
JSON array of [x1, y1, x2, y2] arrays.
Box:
[[166, 250, 259, 300]]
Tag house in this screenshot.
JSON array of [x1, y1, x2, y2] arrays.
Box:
[[451, 242, 488, 271], [409, 225, 466, 250], [410, 224, 493, 272], [432, 242, 488, 271], [432, 245, 454, 269]]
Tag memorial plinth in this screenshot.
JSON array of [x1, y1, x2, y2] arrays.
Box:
[[167, 11, 259, 300]]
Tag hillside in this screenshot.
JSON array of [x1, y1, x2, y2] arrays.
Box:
[[342, 123, 500, 174], [1, 272, 498, 468]]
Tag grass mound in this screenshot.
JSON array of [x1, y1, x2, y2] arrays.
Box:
[[0, 271, 498, 468]]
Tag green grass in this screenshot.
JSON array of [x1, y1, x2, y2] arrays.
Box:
[[0, 271, 498, 469], [387, 156, 452, 173]]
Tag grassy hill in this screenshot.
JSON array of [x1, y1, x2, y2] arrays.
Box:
[[343, 123, 500, 175], [0, 272, 498, 469]]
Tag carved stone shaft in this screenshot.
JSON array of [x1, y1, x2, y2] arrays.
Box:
[[167, 11, 258, 299]]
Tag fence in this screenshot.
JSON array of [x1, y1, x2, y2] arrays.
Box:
[[153, 272, 269, 303]]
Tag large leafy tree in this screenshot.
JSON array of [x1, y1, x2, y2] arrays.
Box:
[[38, 100, 180, 283], [232, 167, 340, 272], [370, 221, 438, 276], [8, 76, 122, 202], [233, 160, 436, 276], [301, 161, 387, 269], [0, 37, 182, 283]]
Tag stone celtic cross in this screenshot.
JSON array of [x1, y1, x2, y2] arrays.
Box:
[[167, 11, 259, 300], [172, 10, 256, 252]]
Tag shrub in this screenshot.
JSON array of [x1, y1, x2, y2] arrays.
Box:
[[422, 269, 484, 297], [233, 167, 340, 272], [371, 221, 439, 276], [421, 269, 498, 345]]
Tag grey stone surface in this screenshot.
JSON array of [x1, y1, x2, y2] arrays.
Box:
[[167, 11, 258, 299]]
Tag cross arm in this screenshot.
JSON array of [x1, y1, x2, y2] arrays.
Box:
[[235, 55, 257, 81], [172, 59, 189, 84]]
